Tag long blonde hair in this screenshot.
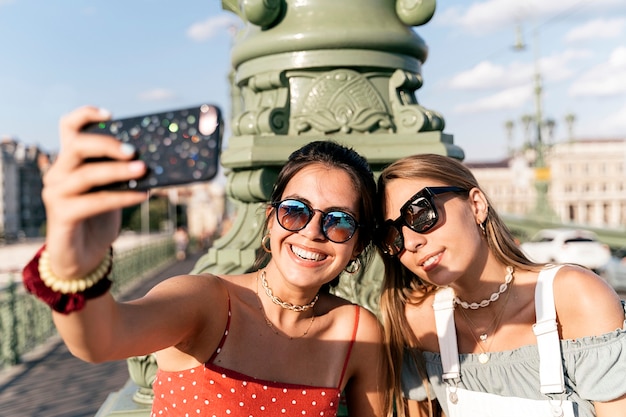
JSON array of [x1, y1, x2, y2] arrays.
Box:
[[377, 154, 540, 416]]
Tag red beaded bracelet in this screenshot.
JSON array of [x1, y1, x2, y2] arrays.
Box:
[[22, 245, 113, 314]]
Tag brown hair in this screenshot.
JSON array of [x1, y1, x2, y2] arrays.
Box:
[[376, 154, 540, 416], [252, 140, 377, 291]]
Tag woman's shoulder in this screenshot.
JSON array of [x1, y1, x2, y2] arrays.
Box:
[[316, 291, 365, 315], [317, 294, 382, 341], [145, 272, 234, 313], [552, 264, 624, 339], [149, 272, 224, 294]]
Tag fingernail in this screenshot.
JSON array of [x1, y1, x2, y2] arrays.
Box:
[[98, 108, 112, 118], [128, 160, 145, 173], [120, 143, 136, 156]]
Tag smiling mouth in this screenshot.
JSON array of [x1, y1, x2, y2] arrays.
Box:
[[422, 253, 441, 268], [290, 245, 327, 261]]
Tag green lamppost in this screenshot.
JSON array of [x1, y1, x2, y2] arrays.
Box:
[[514, 25, 558, 222], [192, 0, 463, 279], [96, 1, 463, 415]]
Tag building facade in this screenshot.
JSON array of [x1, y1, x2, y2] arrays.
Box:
[[467, 138, 626, 230], [0, 136, 228, 243], [3, 136, 623, 241], [0, 138, 48, 241]]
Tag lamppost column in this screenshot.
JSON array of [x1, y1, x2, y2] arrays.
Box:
[[96, 1, 464, 415]]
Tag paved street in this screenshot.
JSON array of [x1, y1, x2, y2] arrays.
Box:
[[0, 250, 202, 417]]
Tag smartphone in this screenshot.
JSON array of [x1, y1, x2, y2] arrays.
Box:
[[83, 104, 223, 191]]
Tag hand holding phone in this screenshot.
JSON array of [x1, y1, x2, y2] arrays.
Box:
[[83, 104, 223, 191]]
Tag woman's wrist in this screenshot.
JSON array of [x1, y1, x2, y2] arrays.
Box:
[[38, 248, 112, 294], [22, 245, 113, 314]]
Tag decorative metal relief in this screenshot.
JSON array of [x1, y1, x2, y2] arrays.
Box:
[[390, 69, 446, 133], [126, 354, 158, 404], [395, 0, 437, 26], [332, 253, 385, 317], [233, 71, 290, 136], [292, 70, 392, 135]]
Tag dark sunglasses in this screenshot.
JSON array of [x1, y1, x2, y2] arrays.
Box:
[[377, 186, 468, 256], [272, 199, 360, 243]]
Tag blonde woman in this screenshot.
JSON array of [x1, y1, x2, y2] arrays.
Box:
[[376, 154, 625, 417]]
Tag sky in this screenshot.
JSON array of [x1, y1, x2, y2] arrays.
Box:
[[1, 0, 625, 163]]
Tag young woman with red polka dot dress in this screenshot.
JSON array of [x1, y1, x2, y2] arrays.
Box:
[[23, 107, 389, 417]]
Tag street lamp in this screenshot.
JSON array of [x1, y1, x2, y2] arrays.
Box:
[[564, 113, 577, 142], [513, 24, 557, 221]]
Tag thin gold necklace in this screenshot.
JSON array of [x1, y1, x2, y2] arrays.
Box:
[[457, 282, 513, 364], [260, 270, 319, 312], [255, 273, 316, 340]]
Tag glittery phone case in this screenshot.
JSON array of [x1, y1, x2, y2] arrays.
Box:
[[83, 104, 222, 191]]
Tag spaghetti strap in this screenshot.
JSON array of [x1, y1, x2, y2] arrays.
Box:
[[337, 304, 360, 389], [208, 292, 232, 363]]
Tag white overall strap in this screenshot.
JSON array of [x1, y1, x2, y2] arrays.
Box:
[[533, 265, 566, 394], [433, 287, 460, 380]]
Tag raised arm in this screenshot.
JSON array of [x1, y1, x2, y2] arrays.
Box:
[[43, 106, 148, 277], [27, 106, 224, 363]]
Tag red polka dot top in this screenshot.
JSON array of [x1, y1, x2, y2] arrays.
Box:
[[151, 300, 360, 417]]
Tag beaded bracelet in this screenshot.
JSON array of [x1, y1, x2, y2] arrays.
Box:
[[39, 249, 112, 294], [22, 245, 113, 314]]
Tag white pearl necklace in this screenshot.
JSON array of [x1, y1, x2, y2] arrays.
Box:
[[454, 266, 514, 310]]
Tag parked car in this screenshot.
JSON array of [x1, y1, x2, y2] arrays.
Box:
[[520, 228, 612, 273], [602, 247, 626, 291]]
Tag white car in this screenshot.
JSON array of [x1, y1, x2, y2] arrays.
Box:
[[520, 228, 612, 272], [602, 247, 626, 291]]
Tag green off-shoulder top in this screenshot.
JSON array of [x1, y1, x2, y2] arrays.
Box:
[[402, 301, 626, 417]]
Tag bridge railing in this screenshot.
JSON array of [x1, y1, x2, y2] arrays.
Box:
[[0, 236, 176, 369], [502, 214, 626, 251]]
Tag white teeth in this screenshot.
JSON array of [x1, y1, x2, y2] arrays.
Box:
[[291, 245, 326, 261], [422, 255, 438, 267]]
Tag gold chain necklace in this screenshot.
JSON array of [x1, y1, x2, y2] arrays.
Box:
[[260, 270, 319, 312], [457, 281, 513, 364], [255, 272, 316, 339], [454, 266, 514, 309]]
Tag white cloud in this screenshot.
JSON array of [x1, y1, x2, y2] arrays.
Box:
[[577, 102, 626, 138], [565, 18, 626, 43], [138, 89, 177, 102], [448, 61, 530, 90], [537, 48, 594, 81], [186, 15, 240, 42], [437, 0, 625, 35], [436, 1, 532, 34], [601, 103, 626, 133], [454, 85, 531, 113], [569, 47, 626, 97], [447, 48, 590, 91]]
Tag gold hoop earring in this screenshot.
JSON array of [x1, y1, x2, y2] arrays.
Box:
[[479, 221, 487, 235], [261, 233, 271, 253], [344, 258, 361, 275]]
